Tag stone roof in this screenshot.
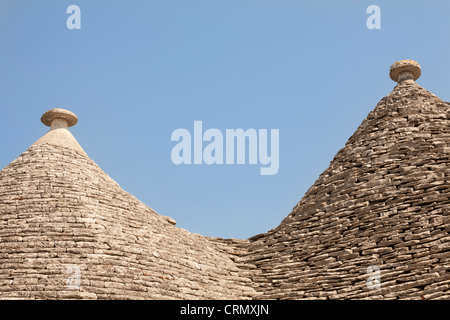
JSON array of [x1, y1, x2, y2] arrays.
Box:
[[0, 109, 255, 299], [0, 60, 448, 300], [243, 60, 450, 299]]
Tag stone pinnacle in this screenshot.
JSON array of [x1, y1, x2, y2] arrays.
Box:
[[389, 60, 421, 83], [41, 108, 78, 130]]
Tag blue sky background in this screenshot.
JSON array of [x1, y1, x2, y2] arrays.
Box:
[[0, 1, 449, 239]]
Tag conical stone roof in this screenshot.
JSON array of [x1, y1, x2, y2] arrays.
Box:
[[0, 109, 255, 299], [244, 60, 449, 299], [0, 60, 448, 300]]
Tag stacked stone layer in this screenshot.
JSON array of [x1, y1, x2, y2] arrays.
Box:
[[243, 80, 449, 299], [0, 77, 449, 300], [0, 144, 255, 299]]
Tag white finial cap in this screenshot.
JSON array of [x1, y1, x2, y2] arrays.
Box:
[[32, 108, 86, 155], [390, 60, 421, 83], [41, 108, 78, 130]]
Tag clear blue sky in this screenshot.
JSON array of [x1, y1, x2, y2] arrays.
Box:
[[0, 1, 449, 239]]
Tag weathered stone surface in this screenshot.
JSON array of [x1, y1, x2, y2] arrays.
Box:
[[0, 61, 448, 300], [243, 77, 449, 300], [0, 143, 255, 299]]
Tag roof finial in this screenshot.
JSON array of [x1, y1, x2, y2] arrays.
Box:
[[390, 60, 421, 83], [41, 108, 78, 130]]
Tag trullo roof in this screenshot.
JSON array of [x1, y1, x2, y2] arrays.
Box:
[[0, 60, 448, 300], [243, 60, 449, 299], [0, 109, 255, 299]]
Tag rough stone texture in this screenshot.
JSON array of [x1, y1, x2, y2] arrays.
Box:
[[31, 128, 87, 156], [0, 143, 255, 299], [243, 79, 449, 300], [0, 67, 449, 300]]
